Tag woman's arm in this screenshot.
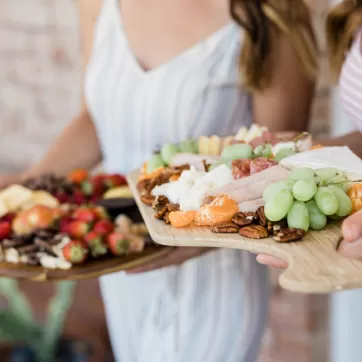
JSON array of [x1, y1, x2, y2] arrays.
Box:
[[19, 0, 104, 179], [252, 31, 315, 132]]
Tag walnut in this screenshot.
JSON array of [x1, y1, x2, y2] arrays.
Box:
[[232, 212, 257, 227], [239, 225, 269, 239], [152, 195, 169, 211], [164, 212, 170, 224], [211, 222, 240, 233], [273, 228, 306, 243], [140, 195, 155, 205], [167, 204, 180, 212], [154, 206, 169, 220], [256, 206, 267, 227]]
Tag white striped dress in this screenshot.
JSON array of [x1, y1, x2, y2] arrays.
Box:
[[340, 30, 362, 129], [84, 1, 269, 361]]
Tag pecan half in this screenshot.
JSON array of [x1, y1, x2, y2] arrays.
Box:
[[239, 225, 269, 239], [202, 160, 211, 172], [232, 212, 257, 227], [273, 228, 306, 243], [167, 203, 180, 212], [164, 212, 170, 224], [211, 222, 240, 233], [154, 206, 169, 220], [266, 219, 288, 234], [140, 195, 155, 205], [257, 206, 267, 227], [152, 195, 169, 211]]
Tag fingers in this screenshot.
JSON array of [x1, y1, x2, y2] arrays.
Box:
[[342, 210, 362, 242], [338, 238, 362, 261], [256, 254, 288, 269]]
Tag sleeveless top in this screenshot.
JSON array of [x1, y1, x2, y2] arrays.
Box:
[[339, 30, 362, 130], [84, 0, 252, 174]]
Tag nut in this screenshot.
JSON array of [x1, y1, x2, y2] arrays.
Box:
[[154, 206, 169, 220], [140, 195, 155, 206], [167, 204, 180, 212], [273, 228, 306, 243], [211, 222, 240, 233], [202, 160, 211, 172], [164, 212, 170, 224], [152, 195, 169, 211], [266, 219, 288, 234], [232, 212, 257, 227], [256, 206, 267, 227], [239, 225, 269, 239]]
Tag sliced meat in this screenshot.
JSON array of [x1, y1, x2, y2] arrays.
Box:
[[238, 198, 265, 213], [232, 159, 251, 180], [210, 164, 290, 203], [250, 157, 278, 175]]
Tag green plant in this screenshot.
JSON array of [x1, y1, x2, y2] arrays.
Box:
[[0, 279, 75, 362]]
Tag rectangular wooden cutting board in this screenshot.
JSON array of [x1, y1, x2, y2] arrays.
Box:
[[128, 170, 362, 294]]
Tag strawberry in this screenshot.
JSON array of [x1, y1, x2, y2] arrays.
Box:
[[72, 190, 87, 205], [54, 191, 70, 203], [93, 206, 109, 220], [81, 179, 104, 197], [93, 219, 114, 236], [104, 174, 127, 189], [72, 207, 97, 223], [107, 232, 130, 256], [68, 169, 89, 184], [84, 231, 108, 257], [0, 221, 11, 241], [65, 220, 90, 238], [63, 240, 89, 264]]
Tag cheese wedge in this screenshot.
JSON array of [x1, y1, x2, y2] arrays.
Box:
[[21, 190, 59, 210], [208, 135, 221, 155], [198, 136, 209, 155], [0, 185, 33, 212], [103, 186, 133, 199]]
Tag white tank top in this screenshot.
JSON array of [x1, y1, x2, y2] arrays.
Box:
[[84, 0, 252, 174]]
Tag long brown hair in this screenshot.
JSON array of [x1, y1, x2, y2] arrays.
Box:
[[327, 0, 362, 82], [230, 0, 318, 91]]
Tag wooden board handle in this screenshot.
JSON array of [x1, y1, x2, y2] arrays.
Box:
[[274, 224, 362, 293]]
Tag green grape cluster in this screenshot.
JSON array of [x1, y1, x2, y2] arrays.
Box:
[[263, 167, 352, 232]]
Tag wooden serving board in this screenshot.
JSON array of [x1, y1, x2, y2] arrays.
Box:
[[128, 170, 362, 294], [0, 246, 170, 282]]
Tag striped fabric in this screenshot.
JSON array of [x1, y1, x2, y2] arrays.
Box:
[[340, 30, 362, 130], [84, 1, 269, 361]]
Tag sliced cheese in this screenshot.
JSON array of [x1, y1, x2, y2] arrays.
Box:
[[0, 185, 33, 212]]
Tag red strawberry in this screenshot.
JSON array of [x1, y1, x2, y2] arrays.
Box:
[[93, 219, 114, 236], [72, 207, 97, 223], [65, 220, 90, 238], [0, 221, 11, 240], [68, 169, 89, 184], [81, 177, 105, 196], [63, 240, 89, 264], [93, 206, 109, 220], [54, 191, 69, 203], [107, 232, 130, 256], [72, 190, 87, 205], [104, 174, 127, 188], [84, 231, 108, 257]]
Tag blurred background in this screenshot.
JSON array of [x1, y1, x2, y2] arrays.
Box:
[[0, 0, 357, 361]]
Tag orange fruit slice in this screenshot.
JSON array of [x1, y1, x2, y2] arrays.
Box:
[[169, 210, 196, 228]]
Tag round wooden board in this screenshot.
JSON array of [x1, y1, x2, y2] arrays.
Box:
[[0, 246, 171, 282]]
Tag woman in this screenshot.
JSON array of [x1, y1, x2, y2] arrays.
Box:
[[0, 1, 316, 361], [257, 0, 362, 270]]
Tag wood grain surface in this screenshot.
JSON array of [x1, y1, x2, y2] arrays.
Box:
[[128, 169, 362, 294], [0, 246, 171, 282]]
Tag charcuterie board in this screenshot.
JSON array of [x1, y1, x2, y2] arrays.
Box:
[[0, 245, 170, 282], [128, 169, 362, 294]]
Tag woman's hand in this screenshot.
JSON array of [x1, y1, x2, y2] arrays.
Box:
[[338, 210, 362, 260], [126, 247, 212, 274], [255, 254, 288, 269]]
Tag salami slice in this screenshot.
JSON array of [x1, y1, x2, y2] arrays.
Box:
[[232, 159, 251, 180], [250, 157, 278, 175]]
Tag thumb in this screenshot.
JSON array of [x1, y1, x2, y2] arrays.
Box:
[[342, 210, 362, 242]]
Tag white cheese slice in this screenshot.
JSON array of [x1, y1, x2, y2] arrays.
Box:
[[280, 146, 362, 180]]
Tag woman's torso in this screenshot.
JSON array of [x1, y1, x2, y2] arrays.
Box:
[[84, 0, 252, 173], [339, 29, 362, 130]]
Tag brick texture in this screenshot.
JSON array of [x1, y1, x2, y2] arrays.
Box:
[[0, 1, 331, 362]]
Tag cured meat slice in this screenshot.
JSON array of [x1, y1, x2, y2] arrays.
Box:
[[250, 157, 278, 175], [210, 165, 290, 203], [232, 159, 251, 180]]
